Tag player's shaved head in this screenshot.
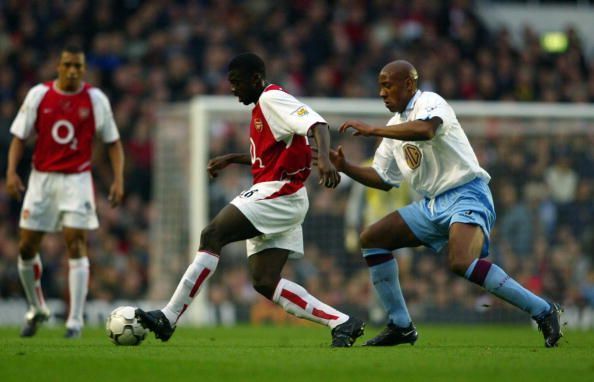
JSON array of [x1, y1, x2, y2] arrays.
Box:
[[381, 60, 418, 87], [228, 52, 268, 105], [228, 52, 266, 77], [378, 60, 419, 113]]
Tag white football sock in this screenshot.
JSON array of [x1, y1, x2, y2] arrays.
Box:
[[272, 278, 349, 329], [18, 254, 48, 313], [66, 257, 89, 330], [162, 251, 219, 325]]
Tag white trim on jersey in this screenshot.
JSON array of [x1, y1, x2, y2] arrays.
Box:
[[10, 84, 50, 140], [258, 87, 327, 143], [88, 88, 120, 143]]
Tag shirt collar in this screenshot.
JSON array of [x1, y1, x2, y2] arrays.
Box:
[[405, 90, 421, 112], [400, 90, 421, 120]]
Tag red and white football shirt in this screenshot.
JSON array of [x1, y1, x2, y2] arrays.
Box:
[[232, 85, 326, 258], [249, 84, 326, 194], [10, 81, 120, 173]]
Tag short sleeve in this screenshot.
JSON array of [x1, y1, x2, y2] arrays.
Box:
[[259, 89, 327, 140], [372, 138, 402, 188], [10, 84, 50, 139], [89, 88, 120, 143], [414, 93, 453, 129]]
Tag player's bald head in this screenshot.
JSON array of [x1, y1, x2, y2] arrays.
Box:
[[381, 60, 418, 87], [378, 60, 419, 113]]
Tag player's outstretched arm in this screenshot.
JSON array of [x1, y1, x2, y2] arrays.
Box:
[[339, 117, 441, 141], [6, 137, 26, 201], [310, 123, 340, 189], [207, 153, 251, 179], [329, 146, 391, 191], [107, 140, 125, 207]]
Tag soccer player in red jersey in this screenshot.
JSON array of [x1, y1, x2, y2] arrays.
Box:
[[6, 45, 124, 338], [135, 52, 365, 347]]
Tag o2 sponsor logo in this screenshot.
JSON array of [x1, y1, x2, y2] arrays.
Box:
[[51, 120, 78, 150]]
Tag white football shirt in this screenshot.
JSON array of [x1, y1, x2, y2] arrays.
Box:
[[372, 90, 490, 198]]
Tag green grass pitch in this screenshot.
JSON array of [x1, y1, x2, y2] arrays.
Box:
[[0, 325, 592, 382]]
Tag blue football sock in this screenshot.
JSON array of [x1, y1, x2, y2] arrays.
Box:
[[363, 248, 411, 327], [465, 259, 550, 317]]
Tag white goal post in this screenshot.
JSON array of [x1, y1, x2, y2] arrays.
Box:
[[153, 97, 594, 326]]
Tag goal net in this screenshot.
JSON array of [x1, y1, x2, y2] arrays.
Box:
[[154, 97, 594, 328]]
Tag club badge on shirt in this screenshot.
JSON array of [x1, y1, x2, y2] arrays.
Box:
[[79, 107, 90, 119], [291, 106, 309, 117], [254, 118, 263, 132], [403, 143, 422, 170]]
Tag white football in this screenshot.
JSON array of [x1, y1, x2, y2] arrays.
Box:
[[106, 306, 148, 346]]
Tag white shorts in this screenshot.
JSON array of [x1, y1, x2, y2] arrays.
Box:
[[230, 181, 308, 259], [20, 169, 99, 232]]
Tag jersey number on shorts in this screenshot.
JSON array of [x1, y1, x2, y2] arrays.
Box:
[[241, 189, 259, 198]]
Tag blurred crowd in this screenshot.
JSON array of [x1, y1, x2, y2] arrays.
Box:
[[1, 0, 594, 325]]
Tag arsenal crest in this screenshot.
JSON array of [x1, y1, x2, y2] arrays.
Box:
[[79, 107, 90, 119], [254, 118, 263, 132], [403, 143, 422, 170]]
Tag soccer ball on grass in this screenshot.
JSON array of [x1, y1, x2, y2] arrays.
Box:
[[106, 306, 148, 346]]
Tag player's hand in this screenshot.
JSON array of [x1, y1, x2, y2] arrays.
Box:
[[314, 146, 347, 173], [108, 180, 124, 208], [329, 145, 347, 172], [339, 120, 374, 137], [316, 156, 341, 189], [6, 172, 25, 201], [207, 156, 231, 179]]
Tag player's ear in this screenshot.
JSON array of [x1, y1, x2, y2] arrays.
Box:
[[405, 77, 414, 92], [252, 72, 263, 86]]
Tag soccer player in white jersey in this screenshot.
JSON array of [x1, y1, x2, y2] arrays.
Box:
[[6, 45, 124, 338], [330, 60, 562, 348], [135, 52, 365, 347]]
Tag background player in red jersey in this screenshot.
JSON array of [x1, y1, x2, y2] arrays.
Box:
[[135, 52, 365, 347], [5, 45, 124, 338]]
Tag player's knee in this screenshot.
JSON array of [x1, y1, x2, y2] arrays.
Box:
[[18, 240, 37, 259], [448, 255, 472, 276], [65, 236, 86, 258], [359, 227, 377, 248], [200, 223, 223, 250]]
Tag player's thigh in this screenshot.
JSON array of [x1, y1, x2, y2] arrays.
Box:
[[231, 185, 308, 235], [447, 222, 484, 273], [18, 228, 45, 259], [20, 170, 61, 232], [248, 248, 290, 283], [60, 172, 99, 230], [360, 211, 424, 250], [204, 203, 262, 245], [62, 227, 88, 259]]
